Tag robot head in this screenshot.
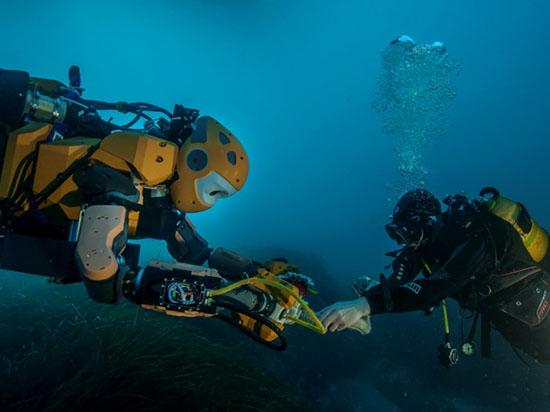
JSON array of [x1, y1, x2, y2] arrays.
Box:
[[170, 116, 249, 213]]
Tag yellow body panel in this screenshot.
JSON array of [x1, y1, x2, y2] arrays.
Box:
[[3, 127, 174, 230], [29, 136, 146, 232], [0, 123, 52, 199], [32, 139, 95, 220], [100, 132, 178, 186], [91, 148, 132, 173], [127, 183, 144, 236]]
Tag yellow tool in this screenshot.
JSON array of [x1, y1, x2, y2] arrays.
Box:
[[208, 268, 326, 349]]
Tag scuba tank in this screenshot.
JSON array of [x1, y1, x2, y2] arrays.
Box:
[[481, 187, 549, 263], [428, 188, 550, 366], [460, 188, 550, 364]]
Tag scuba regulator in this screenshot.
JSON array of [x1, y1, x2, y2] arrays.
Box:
[[438, 300, 459, 369], [423, 261, 464, 369]]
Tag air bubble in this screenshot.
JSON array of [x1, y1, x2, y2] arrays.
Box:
[[373, 36, 460, 197]]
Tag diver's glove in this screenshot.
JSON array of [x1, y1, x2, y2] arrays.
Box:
[[352, 276, 380, 296], [317, 297, 371, 334]]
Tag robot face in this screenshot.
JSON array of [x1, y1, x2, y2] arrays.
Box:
[[196, 171, 237, 207], [170, 116, 249, 213]]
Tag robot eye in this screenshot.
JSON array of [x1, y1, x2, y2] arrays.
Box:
[[227, 151, 237, 165], [218, 132, 230, 145], [187, 149, 208, 171]]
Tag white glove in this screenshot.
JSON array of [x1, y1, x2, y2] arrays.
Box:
[[317, 297, 372, 334]]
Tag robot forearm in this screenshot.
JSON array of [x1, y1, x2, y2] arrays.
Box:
[[122, 260, 224, 317], [73, 203, 258, 309], [120, 259, 322, 351], [121, 258, 268, 318], [164, 214, 258, 280]]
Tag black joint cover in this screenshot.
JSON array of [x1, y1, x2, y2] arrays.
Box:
[[208, 247, 257, 280], [73, 164, 138, 201], [0, 69, 30, 129]]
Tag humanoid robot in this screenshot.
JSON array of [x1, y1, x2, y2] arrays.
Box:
[[0, 67, 326, 350]]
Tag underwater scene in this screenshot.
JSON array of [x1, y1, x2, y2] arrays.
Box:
[[1, 0, 549, 411]]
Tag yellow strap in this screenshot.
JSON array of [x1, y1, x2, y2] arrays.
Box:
[[423, 261, 433, 275], [208, 278, 251, 297], [441, 299, 450, 336], [423, 261, 451, 337]]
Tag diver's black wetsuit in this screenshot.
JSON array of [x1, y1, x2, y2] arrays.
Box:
[[363, 201, 550, 363]]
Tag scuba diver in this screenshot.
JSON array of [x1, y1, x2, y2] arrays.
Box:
[[0, 67, 326, 350], [318, 188, 550, 367]]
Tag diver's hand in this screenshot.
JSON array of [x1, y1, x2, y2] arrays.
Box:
[[317, 297, 371, 333], [352, 276, 380, 295]]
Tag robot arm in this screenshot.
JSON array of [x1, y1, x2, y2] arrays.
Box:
[[161, 212, 260, 280], [123, 258, 325, 350], [165, 216, 212, 265], [73, 163, 141, 303], [136, 195, 257, 279], [73, 203, 324, 351], [166, 217, 305, 283], [75, 204, 130, 303], [0, 67, 326, 351]]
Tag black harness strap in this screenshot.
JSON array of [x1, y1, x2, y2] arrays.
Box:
[[380, 274, 395, 312], [32, 142, 100, 208], [481, 304, 492, 358], [463, 309, 480, 345]]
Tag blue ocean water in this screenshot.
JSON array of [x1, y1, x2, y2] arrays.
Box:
[[1, 1, 550, 411]]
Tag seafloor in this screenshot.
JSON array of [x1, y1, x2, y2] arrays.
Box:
[[1, 249, 549, 412]]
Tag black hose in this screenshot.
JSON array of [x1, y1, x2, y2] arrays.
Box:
[[73, 99, 170, 130], [6, 151, 34, 199], [131, 102, 173, 117], [77, 99, 172, 118], [7, 150, 37, 206], [119, 113, 144, 129], [33, 143, 100, 207], [214, 299, 287, 351]]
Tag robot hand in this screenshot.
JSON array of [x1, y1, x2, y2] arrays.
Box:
[[125, 260, 326, 350]]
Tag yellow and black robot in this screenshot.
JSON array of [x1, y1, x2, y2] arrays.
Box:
[[0, 67, 325, 350]]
